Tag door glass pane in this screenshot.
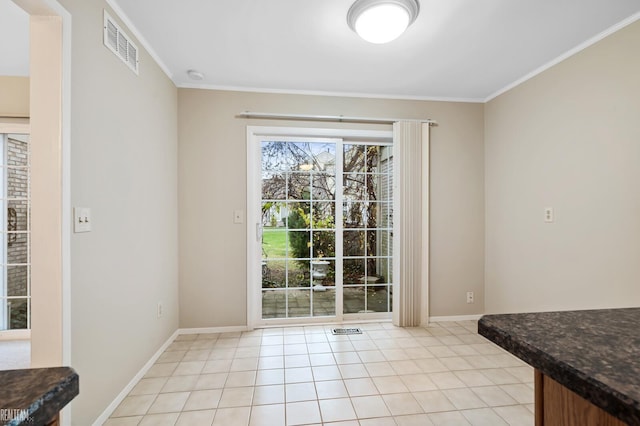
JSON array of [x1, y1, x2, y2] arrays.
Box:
[[344, 231, 365, 256], [259, 138, 392, 321], [261, 140, 340, 320], [262, 290, 285, 319], [262, 201, 287, 229], [344, 258, 365, 284], [342, 143, 393, 317], [288, 265, 310, 288], [313, 202, 334, 225], [313, 289, 335, 316], [343, 286, 365, 313], [287, 289, 311, 317], [343, 174, 366, 200], [262, 228, 287, 259], [343, 145, 365, 172], [262, 172, 286, 200], [287, 174, 311, 200], [262, 259, 284, 289], [367, 286, 390, 312], [312, 231, 335, 258], [312, 174, 335, 200]]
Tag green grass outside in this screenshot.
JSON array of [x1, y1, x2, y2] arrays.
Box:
[[262, 227, 288, 258]]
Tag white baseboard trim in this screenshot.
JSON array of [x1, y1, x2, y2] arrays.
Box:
[[179, 325, 249, 335], [429, 314, 483, 323], [0, 329, 30, 340], [92, 329, 180, 426]]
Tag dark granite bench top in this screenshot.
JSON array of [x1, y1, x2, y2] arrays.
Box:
[[0, 367, 78, 426], [478, 308, 640, 425]]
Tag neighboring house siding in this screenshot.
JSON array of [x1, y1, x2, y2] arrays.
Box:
[[379, 146, 392, 282]]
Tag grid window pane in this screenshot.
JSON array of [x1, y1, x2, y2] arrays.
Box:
[[287, 289, 311, 317], [259, 139, 392, 320], [287, 173, 311, 200], [7, 299, 28, 329], [7, 233, 28, 264], [0, 134, 31, 331], [7, 265, 28, 297]]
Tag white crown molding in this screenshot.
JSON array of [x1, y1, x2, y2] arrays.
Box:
[[178, 82, 484, 104], [485, 11, 640, 103], [104, 0, 173, 81]]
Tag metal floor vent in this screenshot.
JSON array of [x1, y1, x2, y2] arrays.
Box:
[[331, 328, 362, 335]]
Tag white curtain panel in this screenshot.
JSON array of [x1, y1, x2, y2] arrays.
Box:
[[393, 121, 430, 327]]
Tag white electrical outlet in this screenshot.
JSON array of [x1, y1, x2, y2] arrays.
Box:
[[157, 302, 163, 318], [544, 207, 554, 223], [466, 292, 474, 304]]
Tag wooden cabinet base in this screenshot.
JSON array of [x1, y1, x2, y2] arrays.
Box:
[[45, 414, 59, 426], [535, 370, 624, 426]]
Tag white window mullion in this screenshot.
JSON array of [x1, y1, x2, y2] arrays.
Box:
[[335, 139, 344, 322]]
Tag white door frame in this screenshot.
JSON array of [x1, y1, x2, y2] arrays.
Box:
[[0, 128, 31, 339], [246, 125, 393, 329], [13, 0, 71, 370]]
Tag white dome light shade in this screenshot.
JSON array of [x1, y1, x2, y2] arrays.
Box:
[[347, 0, 419, 44], [355, 4, 409, 43]]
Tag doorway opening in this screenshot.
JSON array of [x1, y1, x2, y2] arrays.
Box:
[[248, 127, 394, 327]]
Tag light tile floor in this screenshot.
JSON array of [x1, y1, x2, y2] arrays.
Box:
[[105, 321, 534, 425]]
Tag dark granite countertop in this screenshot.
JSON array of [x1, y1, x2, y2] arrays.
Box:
[[0, 367, 78, 426], [479, 308, 640, 425]]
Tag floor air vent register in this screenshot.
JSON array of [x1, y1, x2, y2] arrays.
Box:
[[331, 328, 363, 335]]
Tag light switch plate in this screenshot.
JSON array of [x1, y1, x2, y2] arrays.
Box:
[[233, 210, 244, 224], [74, 207, 91, 232]]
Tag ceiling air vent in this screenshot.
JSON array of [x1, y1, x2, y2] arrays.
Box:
[[103, 10, 139, 75]]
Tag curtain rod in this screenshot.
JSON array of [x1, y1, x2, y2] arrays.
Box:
[[237, 111, 437, 126]]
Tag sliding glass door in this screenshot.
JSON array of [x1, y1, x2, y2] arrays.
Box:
[[342, 143, 393, 315], [249, 127, 394, 325], [260, 139, 338, 319]]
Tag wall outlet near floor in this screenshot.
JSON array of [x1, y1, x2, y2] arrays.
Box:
[[544, 207, 554, 223], [157, 302, 163, 318], [466, 291, 474, 304]]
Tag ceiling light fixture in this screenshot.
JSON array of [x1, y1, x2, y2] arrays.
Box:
[[186, 69, 205, 81], [347, 0, 419, 44]]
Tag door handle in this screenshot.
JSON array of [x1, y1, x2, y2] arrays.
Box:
[[256, 223, 263, 242]]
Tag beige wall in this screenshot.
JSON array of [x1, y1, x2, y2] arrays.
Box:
[[178, 90, 484, 327], [485, 20, 640, 313], [0, 76, 29, 117], [56, 1, 179, 424]]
